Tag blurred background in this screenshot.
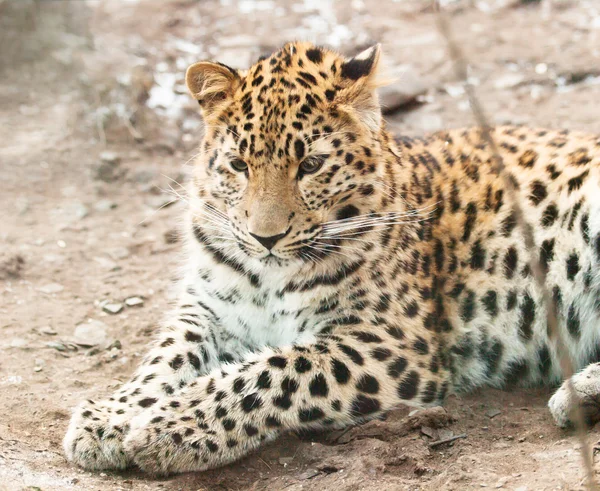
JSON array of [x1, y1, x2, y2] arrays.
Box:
[[1, 1, 600, 489]]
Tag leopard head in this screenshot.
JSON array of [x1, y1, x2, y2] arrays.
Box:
[[186, 41, 391, 267]]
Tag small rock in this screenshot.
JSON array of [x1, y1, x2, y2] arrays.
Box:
[[38, 283, 64, 294], [94, 152, 124, 183], [421, 426, 437, 438], [86, 347, 101, 356], [297, 469, 320, 480], [106, 339, 122, 350], [68, 201, 89, 220], [102, 301, 124, 315], [495, 476, 510, 488], [0, 254, 25, 280], [39, 326, 57, 336], [93, 256, 119, 270], [109, 247, 130, 260], [438, 429, 454, 440], [494, 73, 525, 90], [94, 199, 117, 212], [100, 151, 121, 164], [486, 408, 502, 419], [164, 229, 179, 244], [34, 365, 43, 372], [46, 341, 68, 352], [94, 162, 122, 182], [444, 83, 465, 98], [279, 457, 294, 465], [10, 338, 28, 348], [518, 437, 526, 443], [125, 296, 144, 307], [34, 358, 44, 372], [73, 320, 108, 347]]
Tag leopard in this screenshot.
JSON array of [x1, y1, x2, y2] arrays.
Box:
[[64, 41, 600, 476]]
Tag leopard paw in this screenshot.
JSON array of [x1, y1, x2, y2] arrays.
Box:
[[549, 363, 600, 428], [63, 401, 132, 470]]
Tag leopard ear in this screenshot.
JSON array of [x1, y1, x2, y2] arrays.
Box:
[[336, 44, 385, 132], [340, 44, 381, 82], [185, 61, 241, 117]]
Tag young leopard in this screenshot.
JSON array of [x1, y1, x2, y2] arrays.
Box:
[[64, 42, 600, 475]]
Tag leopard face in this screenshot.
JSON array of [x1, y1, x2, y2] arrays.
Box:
[[186, 42, 390, 266]]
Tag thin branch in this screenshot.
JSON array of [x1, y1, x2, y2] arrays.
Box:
[[428, 433, 467, 448]]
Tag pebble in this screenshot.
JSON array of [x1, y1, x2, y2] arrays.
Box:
[[94, 153, 124, 182], [73, 320, 108, 347], [93, 256, 119, 270], [46, 341, 68, 352], [38, 283, 64, 294], [421, 426, 437, 438], [438, 429, 454, 440], [10, 338, 28, 348], [125, 296, 144, 307], [109, 247, 130, 260], [278, 457, 294, 465], [297, 469, 320, 480], [486, 408, 502, 419], [94, 161, 122, 182], [0, 254, 25, 280], [494, 476, 510, 488], [39, 326, 57, 336], [106, 339, 122, 350], [102, 301, 124, 315], [494, 73, 525, 90], [99, 151, 121, 164], [69, 201, 89, 220], [94, 199, 117, 212]]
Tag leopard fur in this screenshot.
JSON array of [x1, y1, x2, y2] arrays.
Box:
[[64, 41, 600, 475]]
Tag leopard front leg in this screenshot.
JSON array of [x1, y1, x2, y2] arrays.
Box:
[[124, 330, 450, 475], [63, 302, 231, 471]]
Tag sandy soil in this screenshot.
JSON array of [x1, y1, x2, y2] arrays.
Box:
[[2, 1, 600, 489]]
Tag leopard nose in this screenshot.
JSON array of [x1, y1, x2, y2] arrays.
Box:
[[249, 229, 289, 250]]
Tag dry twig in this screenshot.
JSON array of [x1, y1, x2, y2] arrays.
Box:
[[428, 433, 467, 448]]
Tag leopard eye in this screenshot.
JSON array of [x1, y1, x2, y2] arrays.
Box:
[[230, 158, 248, 173], [298, 155, 326, 177]]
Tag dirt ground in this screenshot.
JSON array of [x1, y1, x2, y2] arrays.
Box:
[[2, 0, 600, 489]]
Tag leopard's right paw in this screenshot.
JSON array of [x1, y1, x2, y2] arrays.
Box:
[[63, 400, 132, 470], [549, 363, 600, 428]]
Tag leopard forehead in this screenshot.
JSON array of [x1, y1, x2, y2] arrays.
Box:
[[195, 41, 384, 166]]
